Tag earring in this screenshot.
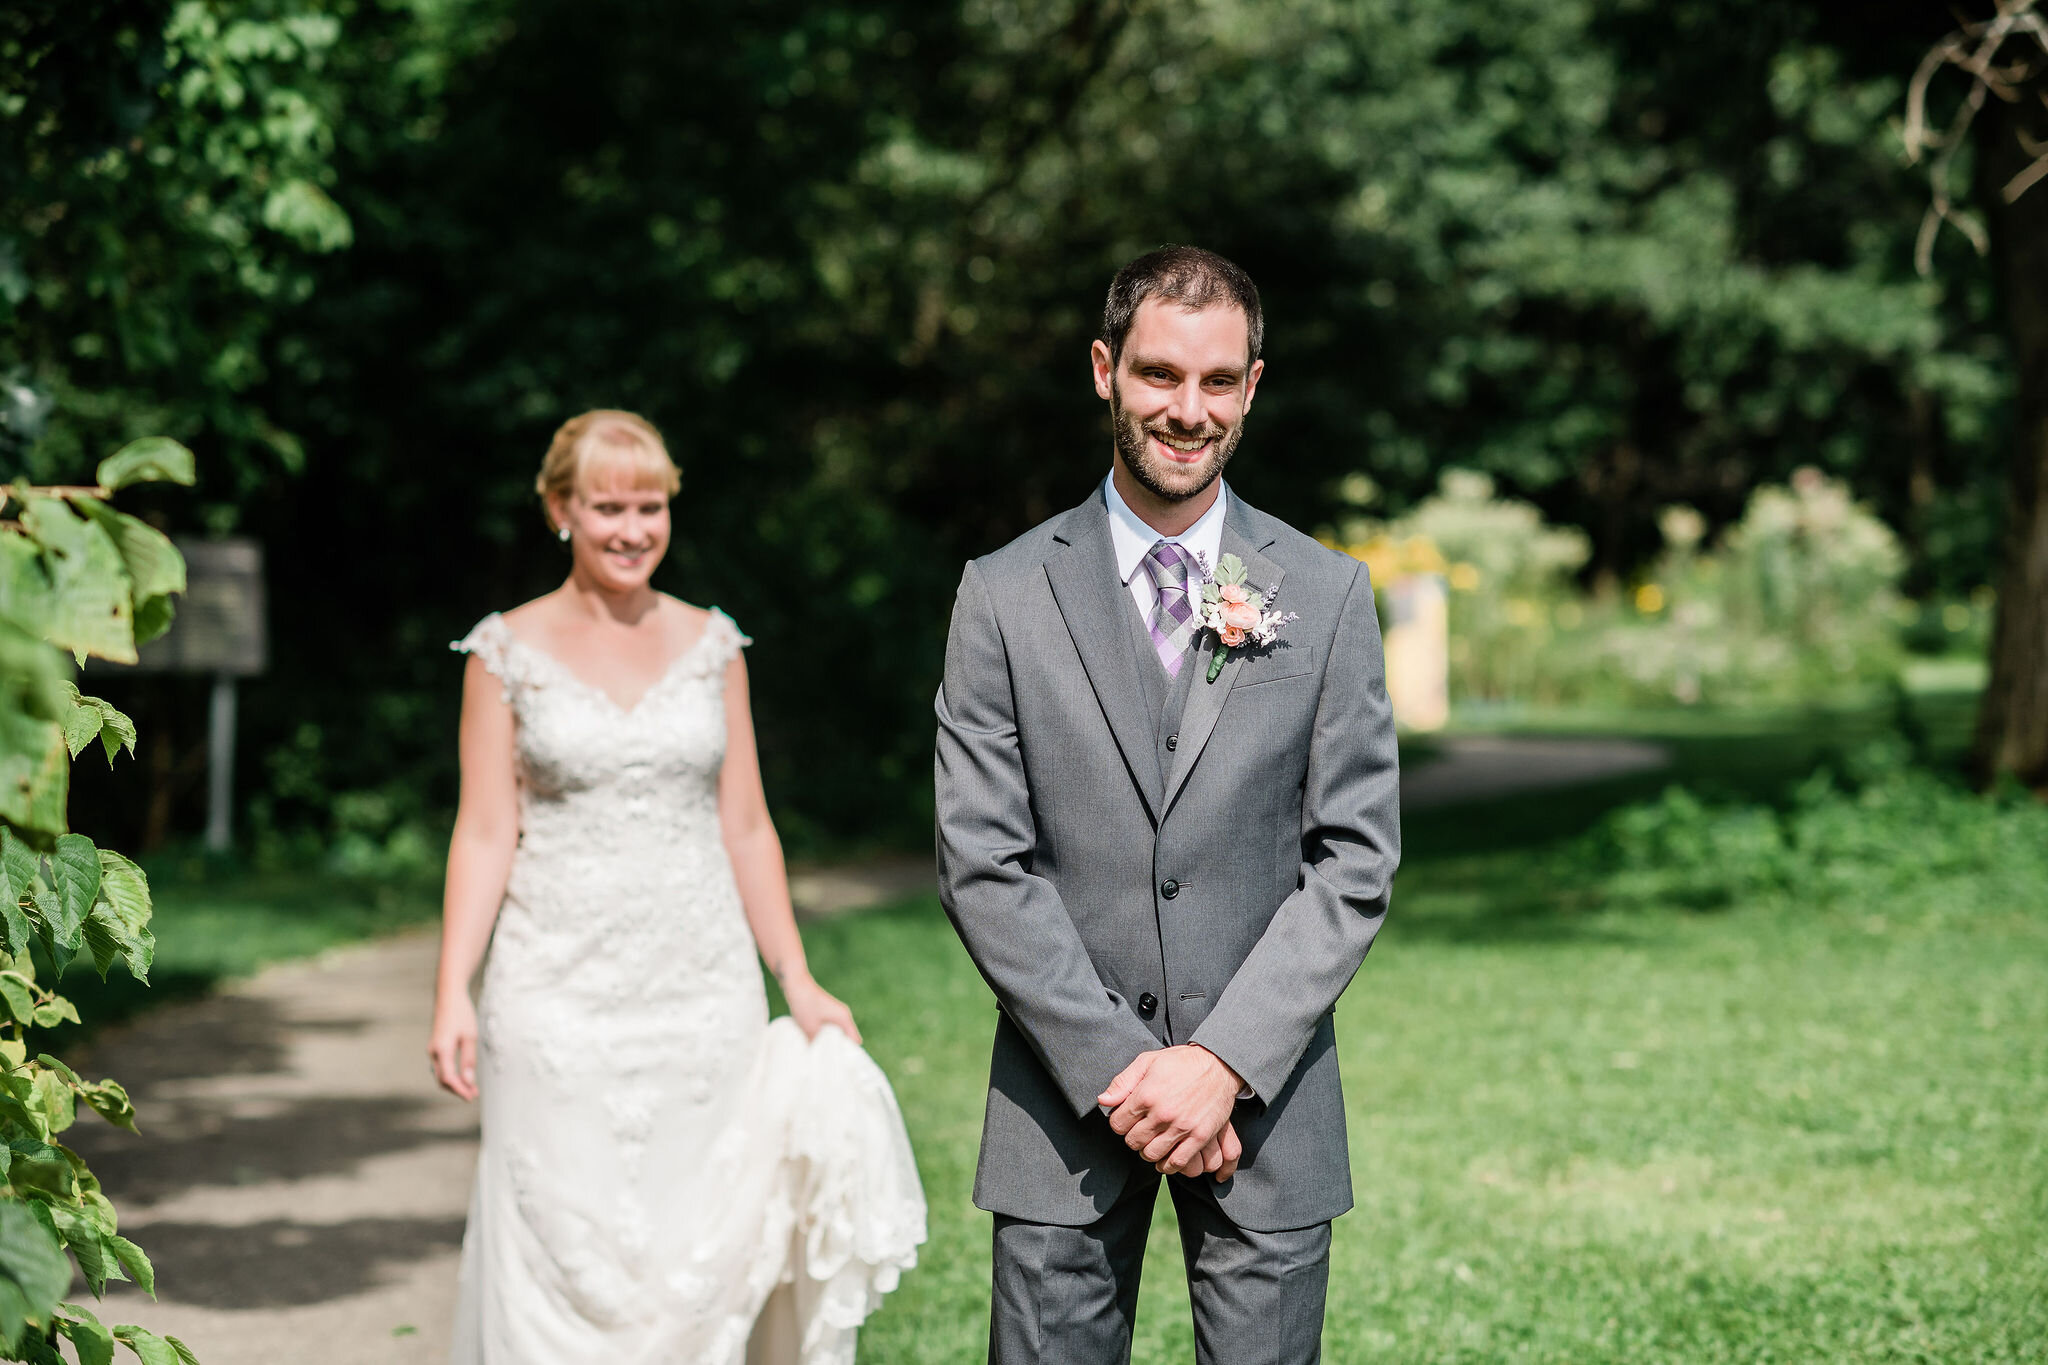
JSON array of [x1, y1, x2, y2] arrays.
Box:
[[557, 526, 571, 543]]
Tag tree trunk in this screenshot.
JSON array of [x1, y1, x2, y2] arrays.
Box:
[[1971, 84, 2048, 793]]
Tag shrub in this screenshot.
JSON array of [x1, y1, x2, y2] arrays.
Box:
[[0, 442, 202, 1363], [1342, 469, 1591, 702], [1590, 468, 1906, 706], [1565, 744, 2048, 913], [1342, 466, 1913, 710]]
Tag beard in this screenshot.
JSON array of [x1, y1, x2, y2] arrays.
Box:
[[1109, 378, 1247, 503]]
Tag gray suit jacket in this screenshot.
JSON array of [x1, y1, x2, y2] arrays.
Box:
[[934, 483, 1401, 1233]]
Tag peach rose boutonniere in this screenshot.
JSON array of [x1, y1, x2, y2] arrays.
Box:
[[1194, 552, 1299, 683]]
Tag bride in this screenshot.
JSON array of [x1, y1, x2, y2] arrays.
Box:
[[429, 409, 925, 1364]]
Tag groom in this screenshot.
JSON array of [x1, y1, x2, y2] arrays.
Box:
[[935, 246, 1402, 1363]]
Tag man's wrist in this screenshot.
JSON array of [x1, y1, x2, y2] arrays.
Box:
[[1189, 1043, 1251, 1099]]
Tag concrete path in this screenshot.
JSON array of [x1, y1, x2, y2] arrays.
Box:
[[1401, 734, 1669, 810], [71, 929, 474, 1364], [65, 734, 1665, 1362]]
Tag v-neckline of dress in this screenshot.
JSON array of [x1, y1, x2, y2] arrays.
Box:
[[499, 612, 721, 715]]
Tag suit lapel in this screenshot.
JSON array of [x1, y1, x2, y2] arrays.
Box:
[[1045, 497, 1162, 824], [1161, 497, 1285, 815]]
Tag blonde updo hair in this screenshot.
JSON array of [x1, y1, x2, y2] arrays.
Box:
[[536, 409, 681, 530]]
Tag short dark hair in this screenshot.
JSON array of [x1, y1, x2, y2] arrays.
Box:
[[1101, 245, 1263, 368]]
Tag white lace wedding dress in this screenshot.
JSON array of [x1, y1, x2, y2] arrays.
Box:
[[448, 608, 925, 1365]]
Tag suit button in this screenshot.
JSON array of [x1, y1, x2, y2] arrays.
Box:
[[1160, 879, 1179, 899], [1165, 733, 1178, 751], [1138, 993, 1158, 1018]]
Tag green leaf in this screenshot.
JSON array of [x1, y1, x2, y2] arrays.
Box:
[[1215, 553, 1247, 587], [96, 703, 137, 764], [59, 688, 105, 761], [16, 497, 136, 665], [106, 1239, 152, 1299], [0, 613, 75, 836], [92, 852, 149, 934], [29, 1069, 74, 1135], [113, 1324, 182, 1365], [0, 971, 34, 1024], [58, 688, 136, 767], [26, 882, 73, 976], [0, 826, 44, 912], [83, 851, 151, 983], [0, 1196, 74, 1344], [0, 715, 69, 839], [0, 828, 43, 950], [50, 835, 99, 925], [0, 1074, 42, 1137], [58, 1311, 116, 1365], [95, 439, 196, 492], [0, 531, 59, 644], [30, 996, 78, 1028], [32, 1055, 78, 1086], [71, 501, 185, 602], [77, 1079, 137, 1135], [81, 907, 153, 985], [17, 1333, 65, 1365], [48, 1208, 108, 1296], [166, 1336, 200, 1365], [131, 595, 175, 648]]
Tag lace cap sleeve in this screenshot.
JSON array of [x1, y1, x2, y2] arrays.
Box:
[[692, 607, 752, 676], [451, 613, 523, 700]]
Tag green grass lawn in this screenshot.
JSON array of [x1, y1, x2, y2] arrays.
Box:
[[69, 690, 2044, 1360], [819, 861, 2047, 1363], [809, 691, 2045, 1362]]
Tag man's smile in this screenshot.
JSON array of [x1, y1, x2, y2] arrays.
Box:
[[1150, 429, 1218, 461]]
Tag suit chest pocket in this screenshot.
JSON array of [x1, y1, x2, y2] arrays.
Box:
[[1232, 645, 1317, 691]]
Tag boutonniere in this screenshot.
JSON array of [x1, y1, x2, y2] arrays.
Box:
[[1194, 552, 1299, 683]]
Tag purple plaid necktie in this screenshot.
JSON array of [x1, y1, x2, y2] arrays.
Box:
[[1142, 541, 1197, 678]]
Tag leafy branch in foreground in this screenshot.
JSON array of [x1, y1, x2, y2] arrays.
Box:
[[0, 437, 200, 1363]]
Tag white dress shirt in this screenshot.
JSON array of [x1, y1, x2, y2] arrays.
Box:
[[1103, 473, 1228, 630]]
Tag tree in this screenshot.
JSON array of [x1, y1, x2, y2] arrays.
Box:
[[0, 0, 354, 505], [1903, 0, 2048, 791]]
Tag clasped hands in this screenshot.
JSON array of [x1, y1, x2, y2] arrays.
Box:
[[1097, 1044, 1244, 1181]]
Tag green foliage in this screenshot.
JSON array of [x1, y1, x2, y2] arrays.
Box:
[[1585, 468, 1909, 706], [5, 0, 2015, 851], [1354, 467, 1911, 709], [1566, 741, 2048, 912], [0, 450, 196, 1362], [0, 0, 352, 501]]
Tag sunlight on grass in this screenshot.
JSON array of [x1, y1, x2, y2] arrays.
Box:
[[811, 869, 2047, 1363]]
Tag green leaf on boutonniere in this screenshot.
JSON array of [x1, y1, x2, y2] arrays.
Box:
[[1201, 582, 1221, 603], [1206, 648, 1228, 683], [1215, 553, 1247, 587]]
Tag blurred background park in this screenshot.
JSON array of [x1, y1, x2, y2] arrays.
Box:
[[5, 0, 2048, 1361]]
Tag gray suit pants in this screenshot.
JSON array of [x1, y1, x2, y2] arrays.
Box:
[[989, 1174, 1331, 1365]]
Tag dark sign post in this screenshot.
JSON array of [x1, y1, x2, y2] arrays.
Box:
[[124, 540, 267, 852]]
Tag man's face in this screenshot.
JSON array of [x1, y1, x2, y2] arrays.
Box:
[[1091, 297, 1263, 503]]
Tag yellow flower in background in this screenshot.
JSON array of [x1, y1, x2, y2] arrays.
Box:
[[1448, 562, 1481, 592], [1345, 534, 1449, 584], [1635, 583, 1666, 613]]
